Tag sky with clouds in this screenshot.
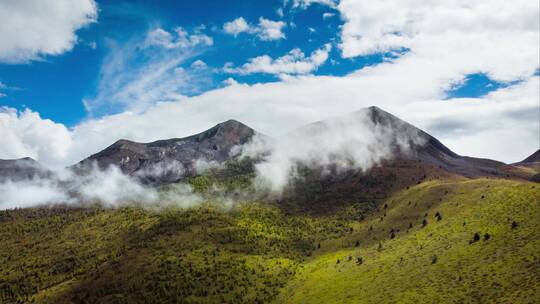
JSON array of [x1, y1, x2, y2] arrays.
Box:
[[0, 0, 538, 169]]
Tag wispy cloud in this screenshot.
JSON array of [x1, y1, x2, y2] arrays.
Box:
[[0, 81, 6, 98], [83, 26, 214, 116], [285, 0, 338, 9]]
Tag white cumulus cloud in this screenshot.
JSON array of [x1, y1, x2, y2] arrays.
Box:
[[223, 17, 286, 41], [286, 0, 338, 9], [224, 44, 331, 76], [0, 107, 72, 168], [337, 0, 539, 82], [0, 0, 98, 63]]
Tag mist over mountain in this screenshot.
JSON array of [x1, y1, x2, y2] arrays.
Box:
[[79, 106, 527, 189], [0, 106, 534, 211], [1, 107, 539, 304], [0, 157, 51, 182]]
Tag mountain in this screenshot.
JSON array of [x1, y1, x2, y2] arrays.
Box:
[[0, 157, 51, 182], [1, 107, 529, 191], [1, 107, 538, 304], [513, 149, 540, 181], [357, 106, 521, 177], [277, 106, 527, 213], [285, 106, 520, 178], [77, 120, 256, 184], [514, 149, 540, 167]]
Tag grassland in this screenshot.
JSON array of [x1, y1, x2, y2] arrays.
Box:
[[276, 179, 540, 304], [0, 178, 538, 303]]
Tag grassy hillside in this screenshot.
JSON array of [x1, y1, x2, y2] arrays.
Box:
[[0, 178, 538, 303], [276, 179, 540, 304], [0, 202, 354, 303]]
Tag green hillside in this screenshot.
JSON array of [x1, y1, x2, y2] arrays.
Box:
[[276, 179, 540, 303], [0, 178, 538, 303]]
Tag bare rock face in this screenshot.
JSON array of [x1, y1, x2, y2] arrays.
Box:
[[0, 157, 51, 182], [77, 120, 256, 184]]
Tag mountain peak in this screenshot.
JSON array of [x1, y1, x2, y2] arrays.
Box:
[[213, 119, 253, 134], [80, 119, 257, 182], [216, 119, 244, 127], [360, 106, 404, 126], [518, 149, 540, 164], [192, 119, 255, 144]]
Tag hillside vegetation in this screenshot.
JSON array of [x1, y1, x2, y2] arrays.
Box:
[[276, 179, 540, 304], [0, 178, 538, 303]]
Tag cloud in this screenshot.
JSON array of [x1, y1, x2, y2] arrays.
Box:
[[134, 159, 186, 183], [223, 17, 255, 36], [0, 1, 538, 170], [257, 18, 286, 41], [224, 44, 331, 76], [286, 0, 338, 9], [0, 179, 69, 209], [241, 109, 425, 192], [145, 27, 213, 49], [0, 107, 72, 168], [0, 82, 6, 98], [223, 17, 286, 41], [0, 0, 98, 63], [337, 0, 539, 81], [83, 26, 214, 116], [191, 59, 208, 69], [322, 13, 335, 19], [76, 165, 159, 206], [0, 162, 209, 210]]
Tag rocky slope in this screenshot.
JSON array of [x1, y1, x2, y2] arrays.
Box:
[[77, 120, 256, 184], [514, 149, 540, 168]]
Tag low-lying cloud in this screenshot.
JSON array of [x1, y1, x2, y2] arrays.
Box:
[[0, 161, 197, 210], [241, 109, 425, 193]]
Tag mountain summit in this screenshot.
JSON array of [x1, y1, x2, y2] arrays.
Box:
[[293, 106, 513, 178], [516, 149, 540, 165], [78, 119, 256, 184]]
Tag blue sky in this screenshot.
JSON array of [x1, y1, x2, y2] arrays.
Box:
[[0, 0, 538, 167], [1, 0, 339, 124], [0, 0, 509, 126]]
